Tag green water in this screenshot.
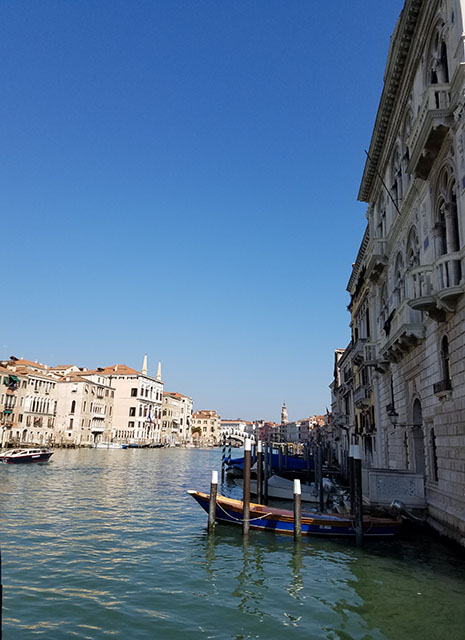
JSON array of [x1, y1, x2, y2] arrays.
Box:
[[1, 448, 464, 639]]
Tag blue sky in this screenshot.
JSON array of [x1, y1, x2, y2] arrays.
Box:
[[2, 1, 404, 421]]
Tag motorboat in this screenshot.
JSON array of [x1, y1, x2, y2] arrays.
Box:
[[0, 448, 53, 464], [94, 442, 122, 449]]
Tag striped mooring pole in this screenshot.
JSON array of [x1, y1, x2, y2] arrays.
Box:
[[221, 436, 226, 480]]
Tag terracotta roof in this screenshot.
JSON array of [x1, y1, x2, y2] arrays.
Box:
[[12, 366, 55, 380], [50, 365, 76, 370], [93, 365, 141, 376], [11, 358, 47, 369], [193, 410, 219, 418]]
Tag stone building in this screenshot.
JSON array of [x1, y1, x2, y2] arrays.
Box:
[[0, 358, 58, 446], [94, 357, 164, 445], [54, 373, 114, 446], [192, 410, 221, 445], [162, 391, 193, 445], [333, 0, 465, 546]]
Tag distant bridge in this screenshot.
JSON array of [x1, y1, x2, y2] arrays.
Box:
[[221, 430, 256, 445]]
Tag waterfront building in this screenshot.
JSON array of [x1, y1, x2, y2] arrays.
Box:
[[192, 410, 221, 445], [333, 0, 465, 546], [162, 391, 193, 445], [54, 373, 115, 446], [0, 358, 57, 446], [93, 357, 164, 445]]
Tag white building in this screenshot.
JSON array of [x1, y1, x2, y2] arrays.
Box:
[[54, 373, 114, 446], [95, 357, 164, 445], [162, 392, 193, 445]]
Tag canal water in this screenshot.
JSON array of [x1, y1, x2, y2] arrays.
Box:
[[1, 448, 465, 639]]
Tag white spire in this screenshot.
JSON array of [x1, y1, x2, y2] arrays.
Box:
[[142, 354, 148, 375], [156, 361, 162, 381]]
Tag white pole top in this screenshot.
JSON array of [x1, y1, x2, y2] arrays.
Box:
[[257, 440, 262, 453], [244, 439, 251, 451], [294, 479, 301, 495], [211, 470, 218, 484], [352, 444, 361, 460]]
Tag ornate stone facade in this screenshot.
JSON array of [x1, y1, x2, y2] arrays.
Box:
[[333, 0, 465, 546]]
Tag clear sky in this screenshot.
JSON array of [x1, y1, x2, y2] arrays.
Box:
[[2, 0, 405, 422]]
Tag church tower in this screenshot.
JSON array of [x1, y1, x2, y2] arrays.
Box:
[[281, 402, 288, 424]]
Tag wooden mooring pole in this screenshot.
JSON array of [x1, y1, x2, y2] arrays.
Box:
[[349, 444, 355, 516], [294, 479, 302, 541], [318, 445, 325, 512], [263, 442, 269, 505], [353, 444, 363, 546], [221, 436, 226, 481], [256, 440, 263, 504], [242, 439, 251, 535], [208, 470, 218, 533]]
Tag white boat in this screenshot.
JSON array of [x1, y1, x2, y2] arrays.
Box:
[[236, 475, 336, 504], [94, 442, 122, 449], [0, 448, 53, 464]]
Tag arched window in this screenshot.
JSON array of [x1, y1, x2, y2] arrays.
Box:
[[394, 253, 405, 305], [440, 335, 451, 383], [391, 146, 403, 208], [428, 22, 449, 85], [407, 226, 420, 268], [401, 110, 413, 192], [434, 165, 459, 257]]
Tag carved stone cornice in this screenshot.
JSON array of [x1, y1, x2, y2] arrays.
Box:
[[358, 0, 423, 203]]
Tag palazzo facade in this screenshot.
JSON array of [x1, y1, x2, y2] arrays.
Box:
[[332, 0, 465, 546]]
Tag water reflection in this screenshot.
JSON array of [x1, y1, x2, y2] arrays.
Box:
[[2, 448, 465, 640]]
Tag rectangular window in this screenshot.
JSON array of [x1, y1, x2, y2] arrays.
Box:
[[129, 407, 136, 417], [128, 421, 135, 429], [131, 388, 137, 397]]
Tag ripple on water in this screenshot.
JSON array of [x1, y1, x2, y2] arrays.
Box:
[[2, 448, 465, 639]]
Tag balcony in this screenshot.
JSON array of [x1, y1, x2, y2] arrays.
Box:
[[351, 339, 378, 367], [407, 251, 465, 317], [406, 265, 436, 312], [408, 84, 452, 180], [380, 301, 425, 362], [433, 252, 463, 309], [433, 378, 452, 397], [353, 384, 371, 408], [366, 239, 387, 282], [351, 338, 365, 365], [90, 424, 105, 434]]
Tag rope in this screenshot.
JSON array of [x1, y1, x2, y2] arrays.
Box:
[[215, 500, 273, 523]]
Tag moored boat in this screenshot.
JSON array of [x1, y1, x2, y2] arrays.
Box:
[[227, 452, 313, 477], [0, 448, 53, 464], [187, 490, 402, 537], [235, 474, 337, 504], [94, 442, 122, 449]]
